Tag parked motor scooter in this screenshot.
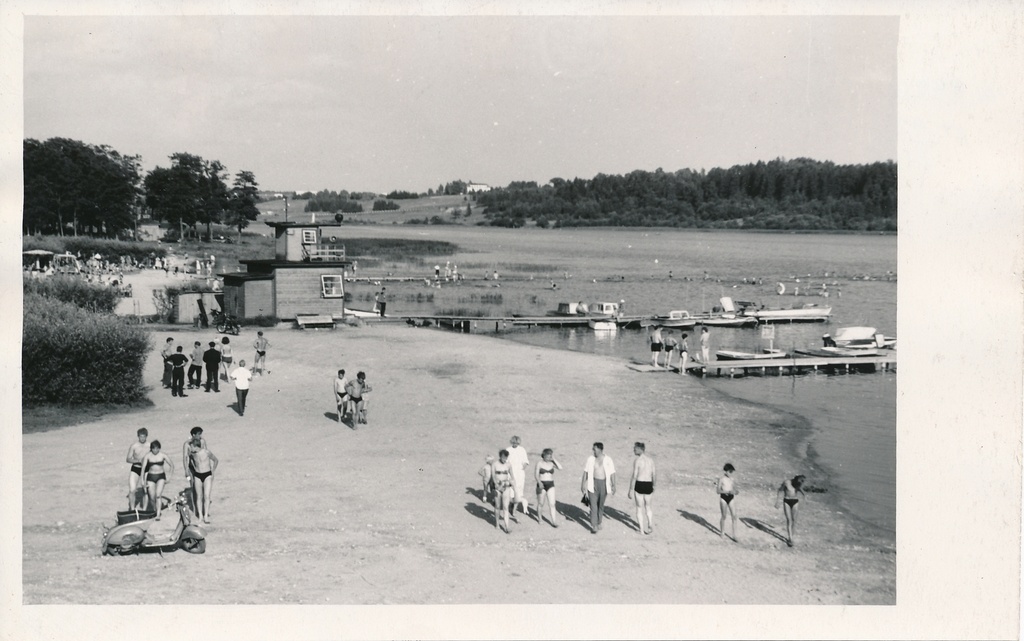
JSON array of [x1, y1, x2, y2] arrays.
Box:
[[211, 309, 241, 335], [101, 489, 207, 555]]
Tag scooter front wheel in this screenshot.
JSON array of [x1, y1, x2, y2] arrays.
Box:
[[180, 536, 206, 554], [216, 322, 228, 334]]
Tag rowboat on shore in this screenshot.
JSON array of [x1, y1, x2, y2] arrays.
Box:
[[794, 346, 881, 357]]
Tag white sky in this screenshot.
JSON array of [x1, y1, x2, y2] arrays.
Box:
[[23, 15, 897, 193]]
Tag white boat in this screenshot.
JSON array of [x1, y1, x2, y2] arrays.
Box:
[[794, 346, 880, 358], [735, 300, 832, 323], [716, 348, 789, 361], [646, 298, 758, 329], [551, 300, 621, 319], [825, 326, 896, 350], [588, 318, 618, 331]]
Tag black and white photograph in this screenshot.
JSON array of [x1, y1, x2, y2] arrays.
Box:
[[1, 1, 1021, 640]]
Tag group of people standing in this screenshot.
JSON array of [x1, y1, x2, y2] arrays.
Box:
[[648, 325, 712, 372], [333, 369, 373, 428], [481, 437, 657, 536], [125, 425, 219, 523], [480, 437, 808, 547], [160, 331, 271, 416]]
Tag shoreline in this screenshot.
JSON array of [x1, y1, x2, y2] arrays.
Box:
[[21, 324, 896, 605]]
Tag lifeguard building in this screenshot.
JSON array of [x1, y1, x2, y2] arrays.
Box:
[[220, 221, 352, 323]]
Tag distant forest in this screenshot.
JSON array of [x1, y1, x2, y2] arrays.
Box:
[[475, 158, 896, 231]]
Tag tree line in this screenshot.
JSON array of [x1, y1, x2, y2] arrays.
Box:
[[24, 138, 261, 240], [474, 158, 896, 230]]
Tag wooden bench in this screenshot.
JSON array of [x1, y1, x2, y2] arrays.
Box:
[[295, 314, 337, 330]]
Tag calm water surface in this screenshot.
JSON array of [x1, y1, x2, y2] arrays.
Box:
[[341, 226, 897, 534]]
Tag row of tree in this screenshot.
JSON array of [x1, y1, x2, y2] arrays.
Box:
[[24, 138, 261, 240], [475, 159, 896, 230], [303, 190, 366, 214]]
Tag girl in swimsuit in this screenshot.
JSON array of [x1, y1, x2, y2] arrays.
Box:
[[716, 463, 739, 542], [138, 440, 174, 520], [534, 448, 563, 528], [491, 450, 514, 532], [775, 474, 807, 547], [219, 337, 233, 382]]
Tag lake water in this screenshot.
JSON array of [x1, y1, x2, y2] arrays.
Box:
[[334, 225, 897, 534]]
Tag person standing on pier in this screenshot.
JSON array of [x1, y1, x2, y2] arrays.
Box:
[[375, 287, 387, 317], [678, 333, 690, 374], [700, 326, 711, 365], [662, 331, 678, 370], [649, 325, 664, 368]]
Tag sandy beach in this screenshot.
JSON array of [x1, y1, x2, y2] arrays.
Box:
[[22, 321, 895, 607]]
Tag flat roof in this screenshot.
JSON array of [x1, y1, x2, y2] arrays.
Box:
[[238, 259, 352, 268], [264, 221, 346, 229]]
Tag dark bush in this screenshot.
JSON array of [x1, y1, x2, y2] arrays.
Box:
[[372, 199, 400, 211], [242, 315, 279, 327], [23, 276, 122, 313], [23, 293, 151, 406]]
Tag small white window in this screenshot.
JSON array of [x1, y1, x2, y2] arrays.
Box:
[[321, 275, 344, 298], [301, 229, 317, 244]]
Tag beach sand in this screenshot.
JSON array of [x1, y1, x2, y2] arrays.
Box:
[[22, 323, 895, 606]]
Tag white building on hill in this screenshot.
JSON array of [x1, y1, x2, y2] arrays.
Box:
[[466, 182, 492, 193]]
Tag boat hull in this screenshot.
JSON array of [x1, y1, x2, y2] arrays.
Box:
[[716, 349, 788, 360]]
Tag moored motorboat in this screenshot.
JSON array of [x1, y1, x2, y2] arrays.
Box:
[[734, 300, 832, 323], [588, 318, 618, 331], [824, 326, 896, 350], [794, 346, 880, 357]]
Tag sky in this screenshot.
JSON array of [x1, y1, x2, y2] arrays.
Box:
[[22, 14, 897, 194]]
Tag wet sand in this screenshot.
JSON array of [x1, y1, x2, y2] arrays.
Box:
[[22, 323, 895, 609]]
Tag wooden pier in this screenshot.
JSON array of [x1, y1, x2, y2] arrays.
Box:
[[396, 314, 650, 331], [683, 354, 896, 377]]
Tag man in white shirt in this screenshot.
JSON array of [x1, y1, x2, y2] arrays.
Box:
[[506, 435, 531, 521], [581, 442, 616, 533], [230, 359, 252, 416]]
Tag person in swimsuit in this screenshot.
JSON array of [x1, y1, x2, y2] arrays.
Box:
[[252, 331, 270, 376], [189, 442, 219, 524], [534, 448, 563, 528], [662, 332, 678, 370], [678, 333, 690, 374], [649, 325, 664, 367], [219, 336, 233, 382], [479, 454, 496, 504], [699, 326, 711, 365], [138, 440, 174, 520], [345, 372, 372, 427], [628, 442, 656, 535], [775, 474, 807, 547], [125, 428, 149, 509], [491, 450, 514, 532], [183, 427, 208, 513], [716, 463, 739, 542], [333, 369, 350, 423]]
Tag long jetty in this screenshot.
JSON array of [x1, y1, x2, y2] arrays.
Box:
[[669, 354, 897, 377]]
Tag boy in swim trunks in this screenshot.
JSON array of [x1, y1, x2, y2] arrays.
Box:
[[126, 428, 149, 509], [183, 427, 208, 512], [716, 463, 739, 541], [775, 474, 807, 547], [627, 442, 656, 535]]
